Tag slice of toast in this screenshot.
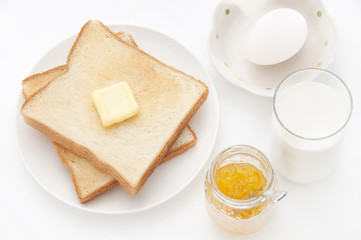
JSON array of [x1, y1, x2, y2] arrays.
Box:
[[21, 20, 208, 195], [22, 31, 197, 202]]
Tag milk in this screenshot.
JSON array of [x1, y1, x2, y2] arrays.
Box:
[[270, 81, 349, 183]]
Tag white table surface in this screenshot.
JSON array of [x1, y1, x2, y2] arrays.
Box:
[[1, 0, 360, 239]]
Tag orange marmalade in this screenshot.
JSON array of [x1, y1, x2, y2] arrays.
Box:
[[214, 163, 267, 219], [205, 145, 278, 234], [215, 163, 267, 200]]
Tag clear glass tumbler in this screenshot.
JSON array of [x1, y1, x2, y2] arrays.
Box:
[[270, 68, 353, 183]]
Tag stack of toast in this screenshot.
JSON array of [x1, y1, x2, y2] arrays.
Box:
[[21, 20, 208, 203]]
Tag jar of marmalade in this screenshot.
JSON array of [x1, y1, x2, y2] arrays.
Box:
[[205, 145, 285, 234]]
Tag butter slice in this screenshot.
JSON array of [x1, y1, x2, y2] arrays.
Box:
[[92, 82, 140, 127]]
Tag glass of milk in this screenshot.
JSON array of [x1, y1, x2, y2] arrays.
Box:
[[270, 68, 353, 183]]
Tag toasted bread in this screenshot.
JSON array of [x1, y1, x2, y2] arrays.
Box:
[[21, 20, 208, 195], [22, 31, 197, 202]]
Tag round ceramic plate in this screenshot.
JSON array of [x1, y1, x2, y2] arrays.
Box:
[[208, 0, 337, 97], [16, 24, 219, 214]]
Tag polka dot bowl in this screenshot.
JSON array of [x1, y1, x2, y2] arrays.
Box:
[[208, 0, 337, 97]]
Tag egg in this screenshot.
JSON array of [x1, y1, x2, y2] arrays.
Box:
[[246, 8, 308, 65]]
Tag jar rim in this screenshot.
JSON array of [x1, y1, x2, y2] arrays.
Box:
[[208, 145, 275, 210]]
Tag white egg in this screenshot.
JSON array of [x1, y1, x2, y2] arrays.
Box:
[[246, 8, 308, 65]]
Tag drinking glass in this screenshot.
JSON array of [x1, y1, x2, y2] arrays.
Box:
[[270, 68, 353, 183]]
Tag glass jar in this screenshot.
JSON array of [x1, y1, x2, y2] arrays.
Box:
[[205, 145, 283, 234]]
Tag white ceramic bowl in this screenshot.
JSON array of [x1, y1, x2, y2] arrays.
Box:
[[208, 0, 337, 97]]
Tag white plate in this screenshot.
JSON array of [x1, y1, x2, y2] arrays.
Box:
[[208, 0, 337, 97], [16, 24, 219, 214]]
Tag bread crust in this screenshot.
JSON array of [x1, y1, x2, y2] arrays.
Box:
[[161, 126, 197, 163], [53, 143, 118, 203], [22, 65, 67, 99], [116, 31, 138, 47], [21, 20, 208, 195]]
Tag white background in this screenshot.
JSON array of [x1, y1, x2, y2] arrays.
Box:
[[1, 0, 360, 239]]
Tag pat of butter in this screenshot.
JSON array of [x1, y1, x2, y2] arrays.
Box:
[[92, 82, 140, 127]]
